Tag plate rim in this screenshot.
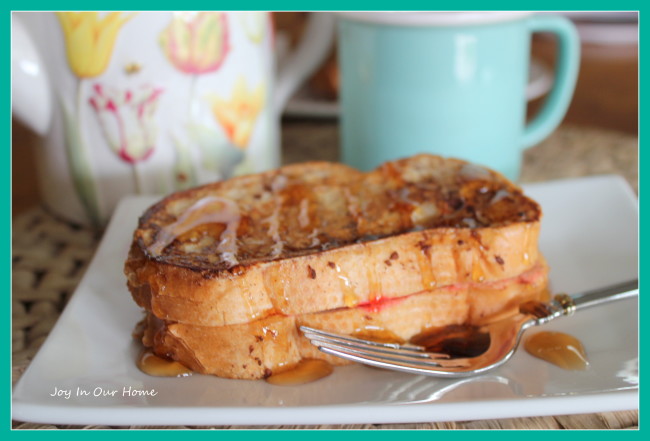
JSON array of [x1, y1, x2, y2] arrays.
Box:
[[12, 388, 638, 426]]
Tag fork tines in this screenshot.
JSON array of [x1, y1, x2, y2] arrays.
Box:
[[299, 326, 468, 374]]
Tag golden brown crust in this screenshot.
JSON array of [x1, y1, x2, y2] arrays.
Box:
[[130, 155, 540, 272]]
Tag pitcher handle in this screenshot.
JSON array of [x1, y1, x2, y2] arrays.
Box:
[[274, 12, 335, 112], [522, 15, 580, 149], [12, 14, 52, 136]]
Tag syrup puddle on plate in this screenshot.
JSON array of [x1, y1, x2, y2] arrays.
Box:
[[137, 349, 193, 377], [524, 331, 589, 370], [410, 324, 491, 358], [265, 359, 333, 386]]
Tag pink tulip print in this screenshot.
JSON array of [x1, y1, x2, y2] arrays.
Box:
[[159, 12, 230, 75], [89, 83, 163, 192], [159, 12, 244, 188]]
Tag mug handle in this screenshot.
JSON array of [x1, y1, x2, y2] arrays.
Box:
[[521, 15, 580, 149], [273, 12, 335, 112]]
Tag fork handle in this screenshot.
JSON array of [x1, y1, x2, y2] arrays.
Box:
[[569, 279, 638, 312]]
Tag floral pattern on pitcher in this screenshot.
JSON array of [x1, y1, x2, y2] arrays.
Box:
[[57, 12, 135, 78], [56, 11, 135, 226], [159, 12, 230, 75], [209, 76, 266, 149], [89, 83, 163, 193], [159, 11, 239, 189], [240, 11, 267, 44]]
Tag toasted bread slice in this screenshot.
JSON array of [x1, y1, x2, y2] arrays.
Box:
[[140, 260, 548, 379], [125, 155, 542, 326], [138, 261, 548, 379]]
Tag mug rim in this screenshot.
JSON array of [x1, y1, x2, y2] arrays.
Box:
[[336, 11, 533, 26]]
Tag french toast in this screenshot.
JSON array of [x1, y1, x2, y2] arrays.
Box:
[[126, 155, 541, 326], [125, 154, 545, 380], [139, 259, 548, 379]]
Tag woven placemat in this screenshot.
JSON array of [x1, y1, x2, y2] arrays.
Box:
[[12, 208, 99, 375]]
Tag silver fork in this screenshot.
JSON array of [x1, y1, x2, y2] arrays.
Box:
[[300, 279, 638, 378]]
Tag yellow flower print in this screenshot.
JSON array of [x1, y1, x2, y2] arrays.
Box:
[[210, 77, 265, 149], [240, 12, 267, 44], [56, 11, 134, 78], [159, 12, 229, 75]]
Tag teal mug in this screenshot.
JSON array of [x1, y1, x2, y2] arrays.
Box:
[[338, 12, 580, 180]]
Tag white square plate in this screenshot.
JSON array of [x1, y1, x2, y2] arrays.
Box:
[[12, 175, 639, 426]]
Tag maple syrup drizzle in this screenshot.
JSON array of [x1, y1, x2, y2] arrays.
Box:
[[333, 263, 358, 307], [415, 246, 437, 290], [471, 263, 486, 283], [137, 349, 193, 377], [410, 324, 490, 358], [265, 359, 333, 386], [365, 265, 381, 302], [524, 331, 589, 370], [352, 327, 404, 344]]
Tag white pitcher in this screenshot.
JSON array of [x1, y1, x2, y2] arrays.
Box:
[[12, 11, 334, 227]]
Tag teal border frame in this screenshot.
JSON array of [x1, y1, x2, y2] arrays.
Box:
[[5, 2, 642, 435]]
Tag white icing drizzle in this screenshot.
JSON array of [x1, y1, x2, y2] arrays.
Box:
[[397, 187, 415, 205], [460, 163, 492, 180], [491, 189, 512, 204], [271, 173, 288, 192], [149, 196, 241, 267], [298, 198, 310, 229], [308, 228, 320, 247], [462, 217, 478, 228], [263, 174, 288, 257], [342, 188, 360, 219], [263, 204, 283, 257]]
